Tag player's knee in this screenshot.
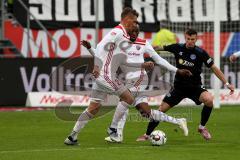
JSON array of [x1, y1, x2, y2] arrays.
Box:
[[87, 108, 99, 115], [200, 92, 213, 107], [120, 92, 134, 105], [87, 102, 101, 115], [123, 97, 134, 106], [128, 96, 135, 105], [203, 95, 214, 107], [126, 95, 135, 105]]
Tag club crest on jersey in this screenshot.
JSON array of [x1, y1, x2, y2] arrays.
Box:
[[111, 32, 117, 36], [190, 54, 196, 60], [136, 45, 141, 50], [179, 52, 183, 56]]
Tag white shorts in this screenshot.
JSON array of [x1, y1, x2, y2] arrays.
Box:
[[125, 76, 148, 106], [133, 95, 148, 106], [90, 81, 128, 102]]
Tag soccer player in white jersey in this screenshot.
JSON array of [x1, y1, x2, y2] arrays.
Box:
[[64, 8, 190, 145], [229, 51, 240, 62], [105, 27, 190, 142], [81, 26, 192, 143]]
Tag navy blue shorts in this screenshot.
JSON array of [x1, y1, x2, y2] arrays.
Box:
[[163, 85, 207, 107]]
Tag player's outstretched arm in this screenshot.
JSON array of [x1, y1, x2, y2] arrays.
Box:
[[211, 64, 235, 94], [80, 40, 100, 77], [151, 53, 177, 72], [150, 53, 191, 77], [80, 40, 96, 56], [229, 51, 240, 63], [123, 61, 154, 70], [145, 41, 177, 72], [146, 41, 191, 76], [153, 46, 164, 52]]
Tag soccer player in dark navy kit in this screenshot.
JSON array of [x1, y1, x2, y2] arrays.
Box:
[[137, 29, 235, 141]]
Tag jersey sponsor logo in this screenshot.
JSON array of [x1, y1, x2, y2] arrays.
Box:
[[179, 58, 194, 67], [190, 54, 196, 60], [179, 59, 184, 64], [128, 52, 140, 56]]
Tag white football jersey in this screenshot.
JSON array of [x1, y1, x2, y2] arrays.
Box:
[[121, 37, 178, 92], [94, 24, 132, 91], [120, 38, 148, 92], [93, 24, 177, 92]]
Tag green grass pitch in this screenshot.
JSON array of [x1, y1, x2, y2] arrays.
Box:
[[0, 106, 240, 160]]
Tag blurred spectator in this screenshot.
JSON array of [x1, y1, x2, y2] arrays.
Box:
[[144, 28, 176, 61], [152, 28, 177, 49]]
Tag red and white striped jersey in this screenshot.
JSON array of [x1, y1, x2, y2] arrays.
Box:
[[94, 24, 132, 90], [94, 24, 177, 91]]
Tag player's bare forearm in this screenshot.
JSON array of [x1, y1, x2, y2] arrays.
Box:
[[211, 65, 227, 84], [211, 64, 235, 94], [92, 65, 100, 78]]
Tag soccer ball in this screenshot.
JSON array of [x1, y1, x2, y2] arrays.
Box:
[[150, 130, 167, 146]]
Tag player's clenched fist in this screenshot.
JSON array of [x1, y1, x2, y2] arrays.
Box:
[[176, 69, 192, 77], [225, 83, 235, 95], [141, 61, 154, 70], [229, 55, 237, 63], [81, 40, 91, 49]]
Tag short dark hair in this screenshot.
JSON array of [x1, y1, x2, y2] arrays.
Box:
[[185, 29, 197, 36], [121, 7, 139, 19]]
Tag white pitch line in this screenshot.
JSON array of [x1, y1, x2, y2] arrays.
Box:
[[0, 143, 227, 154], [0, 146, 150, 154]]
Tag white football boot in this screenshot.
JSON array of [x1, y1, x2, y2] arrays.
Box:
[[64, 136, 79, 145], [104, 127, 122, 143], [178, 118, 189, 136]]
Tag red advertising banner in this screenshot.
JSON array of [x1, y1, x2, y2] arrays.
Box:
[[4, 21, 240, 58]]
